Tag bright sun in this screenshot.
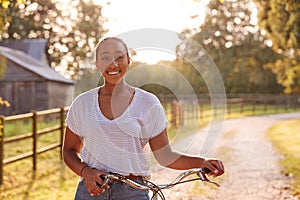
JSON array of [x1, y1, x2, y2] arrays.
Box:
[[95, 0, 209, 64], [57, 0, 208, 65]]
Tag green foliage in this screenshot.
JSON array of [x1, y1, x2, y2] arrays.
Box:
[[179, 0, 283, 94], [0, 97, 10, 107], [0, 54, 7, 79], [254, 0, 300, 51], [0, 0, 25, 34], [1, 0, 107, 79], [253, 0, 300, 93], [73, 68, 101, 96], [124, 60, 206, 96], [0, 55, 9, 107]]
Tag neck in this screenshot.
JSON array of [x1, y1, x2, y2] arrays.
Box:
[[100, 80, 131, 96]]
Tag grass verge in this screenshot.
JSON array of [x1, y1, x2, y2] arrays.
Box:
[[266, 119, 300, 198], [0, 149, 78, 200], [1, 107, 299, 199]]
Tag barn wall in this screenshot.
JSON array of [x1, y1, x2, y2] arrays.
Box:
[[0, 82, 12, 116], [0, 60, 74, 116], [2, 60, 44, 81], [35, 81, 48, 110], [0, 81, 49, 115], [0, 62, 48, 115]]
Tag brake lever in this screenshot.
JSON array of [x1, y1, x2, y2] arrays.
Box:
[[198, 168, 220, 187], [98, 174, 110, 188]]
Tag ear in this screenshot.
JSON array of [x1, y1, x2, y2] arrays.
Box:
[[127, 57, 131, 65], [96, 63, 104, 74], [96, 62, 101, 70]]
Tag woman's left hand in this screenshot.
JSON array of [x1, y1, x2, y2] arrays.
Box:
[[202, 158, 225, 177]]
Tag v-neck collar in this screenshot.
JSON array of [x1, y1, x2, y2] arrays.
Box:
[[95, 87, 137, 122]]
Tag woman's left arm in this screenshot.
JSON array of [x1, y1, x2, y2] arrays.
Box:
[[149, 128, 224, 177]]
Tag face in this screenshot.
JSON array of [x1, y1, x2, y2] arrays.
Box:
[[96, 39, 130, 85]]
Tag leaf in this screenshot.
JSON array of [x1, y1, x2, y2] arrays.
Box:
[[0, 97, 10, 107], [17, 0, 26, 4], [1, 0, 11, 9]]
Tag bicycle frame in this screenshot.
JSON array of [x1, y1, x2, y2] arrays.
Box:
[[100, 168, 220, 200]]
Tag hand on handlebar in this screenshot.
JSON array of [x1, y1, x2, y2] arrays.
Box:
[[98, 167, 221, 193], [203, 159, 224, 178], [81, 167, 109, 196]]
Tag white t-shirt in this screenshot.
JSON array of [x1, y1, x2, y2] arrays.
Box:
[[66, 87, 168, 176]]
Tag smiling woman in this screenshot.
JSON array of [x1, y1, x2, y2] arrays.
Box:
[[62, 37, 224, 199]]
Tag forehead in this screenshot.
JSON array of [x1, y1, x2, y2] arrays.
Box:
[[98, 39, 127, 54]]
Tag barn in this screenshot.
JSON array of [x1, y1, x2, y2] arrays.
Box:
[[0, 39, 74, 116]]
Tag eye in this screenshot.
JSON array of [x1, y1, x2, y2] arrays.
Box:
[[100, 56, 111, 62], [115, 55, 125, 62]]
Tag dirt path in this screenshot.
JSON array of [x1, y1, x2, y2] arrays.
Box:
[[150, 112, 300, 200]]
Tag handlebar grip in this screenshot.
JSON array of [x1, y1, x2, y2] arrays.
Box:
[[202, 168, 212, 174], [97, 174, 108, 188], [198, 168, 210, 181]]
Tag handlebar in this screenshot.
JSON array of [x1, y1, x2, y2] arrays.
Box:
[[99, 168, 220, 200]]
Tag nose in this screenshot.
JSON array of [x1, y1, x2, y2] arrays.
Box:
[[111, 59, 118, 67]]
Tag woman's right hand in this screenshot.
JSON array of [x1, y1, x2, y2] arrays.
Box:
[[81, 167, 108, 196]]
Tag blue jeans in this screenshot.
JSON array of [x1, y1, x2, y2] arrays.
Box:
[[74, 179, 150, 200]]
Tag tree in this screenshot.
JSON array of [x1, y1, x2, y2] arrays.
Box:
[[1, 0, 107, 79], [253, 0, 300, 93], [177, 0, 283, 94], [0, 0, 24, 79], [0, 0, 25, 108]]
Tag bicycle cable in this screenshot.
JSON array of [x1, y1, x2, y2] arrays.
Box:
[[142, 179, 166, 200]]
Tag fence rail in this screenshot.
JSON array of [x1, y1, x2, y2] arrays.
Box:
[[161, 94, 300, 127], [0, 107, 69, 185], [0, 94, 299, 185]]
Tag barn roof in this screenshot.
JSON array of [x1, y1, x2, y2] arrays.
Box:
[[0, 39, 48, 63], [0, 46, 74, 84]]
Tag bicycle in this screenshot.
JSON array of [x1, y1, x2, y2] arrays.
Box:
[[99, 168, 220, 200]]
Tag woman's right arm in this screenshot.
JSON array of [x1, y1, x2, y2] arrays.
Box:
[[62, 126, 86, 176], [63, 127, 107, 196]]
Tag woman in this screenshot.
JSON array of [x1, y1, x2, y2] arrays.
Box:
[[63, 37, 224, 199]]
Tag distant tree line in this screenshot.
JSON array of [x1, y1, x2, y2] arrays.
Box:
[[0, 0, 299, 95]]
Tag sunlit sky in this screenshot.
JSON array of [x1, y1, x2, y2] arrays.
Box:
[[95, 0, 209, 63]]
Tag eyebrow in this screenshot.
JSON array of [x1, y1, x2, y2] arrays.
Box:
[[100, 50, 125, 55]]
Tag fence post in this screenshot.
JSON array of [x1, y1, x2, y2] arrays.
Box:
[[32, 111, 37, 171], [178, 101, 183, 126], [199, 103, 203, 119], [60, 107, 65, 160], [240, 101, 243, 113], [214, 103, 218, 117], [252, 100, 256, 115], [171, 100, 178, 127], [227, 102, 231, 116], [0, 116, 4, 185], [263, 95, 268, 112]]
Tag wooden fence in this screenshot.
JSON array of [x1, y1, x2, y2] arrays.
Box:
[[0, 94, 299, 185], [0, 107, 69, 185], [161, 94, 300, 127]]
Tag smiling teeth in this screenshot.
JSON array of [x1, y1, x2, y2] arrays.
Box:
[[108, 71, 119, 75]]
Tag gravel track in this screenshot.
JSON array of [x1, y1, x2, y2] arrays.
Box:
[[150, 113, 300, 200]]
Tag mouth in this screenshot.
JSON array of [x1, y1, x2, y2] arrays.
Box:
[[107, 70, 121, 76]]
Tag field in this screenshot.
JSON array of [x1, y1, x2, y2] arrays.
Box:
[[266, 119, 300, 197], [0, 104, 299, 199]]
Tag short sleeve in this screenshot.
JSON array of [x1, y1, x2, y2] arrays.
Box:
[[143, 103, 168, 139], [65, 100, 82, 137]]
